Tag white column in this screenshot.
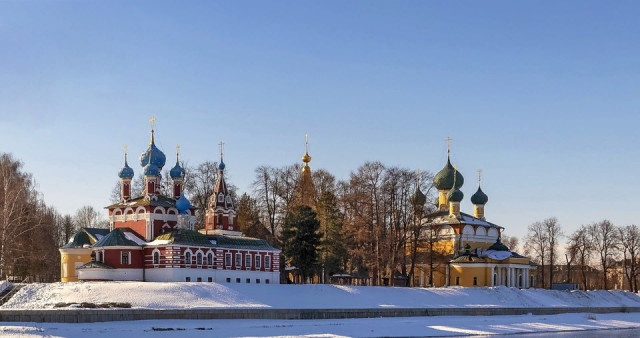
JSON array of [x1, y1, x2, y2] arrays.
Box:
[[510, 268, 514, 287], [420, 269, 424, 287], [524, 268, 529, 288], [445, 265, 450, 287], [506, 267, 510, 287]]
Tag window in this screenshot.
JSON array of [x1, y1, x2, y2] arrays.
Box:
[[226, 278, 231, 283], [455, 276, 460, 285], [197, 277, 202, 282], [208, 277, 213, 282], [218, 194, 224, 202], [245, 254, 252, 269], [196, 252, 203, 265], [207, 253, 213, 266], [265, 255, 271, 269], [493, 274, 497, 286], [216, 214, 222, 225], [246, 278, 250, 283], [185, 252, 192, 265], [256, 279, 260, 284], [266, 279, 270, 284], [236, 278, 240, 283], [121, 252, 129, 265], [186, 277, 191, 282], [225, 253, 232, 267], [473, 277, 478, 286], [153, 251, 159, 264], [255, 255, 261, 269], [97, 251, 103, 262], [235, 253, 242, 268]]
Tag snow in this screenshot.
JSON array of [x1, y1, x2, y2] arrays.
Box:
[[4, 282, 640, 310], [145, 239, 170, 245], [2, 312, 640, 337], [123, 231, 146, 245], [484, 250, 512, 260]]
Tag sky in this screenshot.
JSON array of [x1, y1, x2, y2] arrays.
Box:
[[1, 1, 639, 241]]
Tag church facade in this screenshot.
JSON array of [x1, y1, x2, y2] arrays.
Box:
[[412, 144, 536, 288], [59, 121, 280, 284]]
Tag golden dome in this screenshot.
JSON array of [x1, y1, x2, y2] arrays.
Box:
[[302, 163, 311, 173], [301, 152, 312, 163]]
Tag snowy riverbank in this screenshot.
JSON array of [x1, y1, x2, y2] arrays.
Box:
[[2, 312, 640, 337], [3, 282, 640, 310]]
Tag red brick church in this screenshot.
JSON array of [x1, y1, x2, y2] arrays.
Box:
[[60, 121, 280, 284]]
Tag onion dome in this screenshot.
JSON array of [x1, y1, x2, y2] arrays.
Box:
[[140, 131, 166, 169], [447, 187, 464, 202], [218, 159, 226, 171], [410, 187, 427, 207], [488, 238, 510, 251], [143, 163, 160, 176], [302, 152, 312, 163], [118, 160, 134, 179], [471, 186, 489, 205], [433, 158, 464, 190], [176, 191, 191, 214], [170, 161, 185, 179]]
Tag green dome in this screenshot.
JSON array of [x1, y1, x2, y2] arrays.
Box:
[[433, 158, 464, 190], [410, 187, 427, 207], [447, 187, 464, 202], [488, 238, 510, 251], [471, 186, 488, 205]]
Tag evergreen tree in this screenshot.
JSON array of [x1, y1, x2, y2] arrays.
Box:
[[281, 205, 321, 283], [236, 193, 272, 241], [316, 191, 347, 283]]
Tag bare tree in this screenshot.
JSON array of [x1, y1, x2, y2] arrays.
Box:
[[543, 217, 563, 287], [252, 165, 282, 242], [184, 161, 218, 229], [617, 224, 640, 292], [74, 205, 108, 229], [567, 225, 593, 290], [524, 221, 549, 288], [501, 235, 520, 253], [588, 220, 617, 289]]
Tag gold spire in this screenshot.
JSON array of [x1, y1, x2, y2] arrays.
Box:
[[176, 145, 180, 162], [218, 141, 225, 161], [477, 169, 482, 187], [124, 145, 128, 163], [149, 115, 157, 144], [445, 136, 452, 157], [301, 134, 312, 163]]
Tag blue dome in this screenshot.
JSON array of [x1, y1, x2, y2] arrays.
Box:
[[143, 163, 160, 176], [140, 141, 166, 169], [176, 192, 191, 214], [218, 159, 226, 171], [170, 161, 185, 179], [118, 161, 134, 179]]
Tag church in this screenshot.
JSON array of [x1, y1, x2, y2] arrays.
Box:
[[59, 120, 280, 284], [411, 140, 536, 288]]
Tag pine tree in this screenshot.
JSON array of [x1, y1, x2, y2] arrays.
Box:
[[281, 205, 321, 283], [316, 191, 347, 283]]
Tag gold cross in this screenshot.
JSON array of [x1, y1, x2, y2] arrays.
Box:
[[445, 136, 452, 155], [218, 141, 225, 159], [149, 115, 156, 131], [176, 145, 180, 161], [477, 169, 482, 185], [305, 133, 309, 154], [124, 145, 128, 161]]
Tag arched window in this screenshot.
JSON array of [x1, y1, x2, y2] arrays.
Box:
[[196, 252, 203, 265], [184, 251, 191, 265], [207, 253, 213, 266], [153, 251, 160, 264], [218, 194, 224, 202]]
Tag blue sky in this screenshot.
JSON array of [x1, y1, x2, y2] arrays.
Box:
[[1, 1, 639, 240]]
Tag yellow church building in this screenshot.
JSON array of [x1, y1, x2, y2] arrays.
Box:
[[413, 144, 536, 288], [59, 228, 110, 282]]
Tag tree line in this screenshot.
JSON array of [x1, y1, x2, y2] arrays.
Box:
[[3, 151, 639, 289]]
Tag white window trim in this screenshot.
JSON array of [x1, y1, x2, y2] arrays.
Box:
[[184, 249, 194, 265], [255, 254, 261, 269], [235, 253, 242, 268], [152, 248, 161, 265], [225, 252, 232, 269], [264, 255, 271, 269], [245, 254, 252, 269]]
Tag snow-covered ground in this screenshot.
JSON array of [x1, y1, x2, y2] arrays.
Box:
[[2, 312, 640, 337], [3, 282, 640, 310]]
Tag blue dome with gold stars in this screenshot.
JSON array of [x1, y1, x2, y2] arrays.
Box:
[[170, 161, 185, 179], [140, 133, 166, 169], [118, 161, 134, 179]]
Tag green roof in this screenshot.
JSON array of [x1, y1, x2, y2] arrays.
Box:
[[488, 239, 510, 252], [450, 254, 486, 263], [84, 228, 110, 241], [447, 187, 464, 202], [208, 235, 278, 251], [62, 231, 91, 248], [153, 229, 215, 247], [93, 228, 141, 247], [471, 186, 489, 205]]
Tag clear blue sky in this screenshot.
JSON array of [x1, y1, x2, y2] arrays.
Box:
[[1, 1, 639, 240]]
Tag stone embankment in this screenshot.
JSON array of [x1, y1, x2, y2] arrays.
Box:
[[1, 306, 640, 323]]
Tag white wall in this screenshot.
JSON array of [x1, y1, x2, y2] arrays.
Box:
[[145, 268, 279, 284], [79, 268, 144, 281]]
